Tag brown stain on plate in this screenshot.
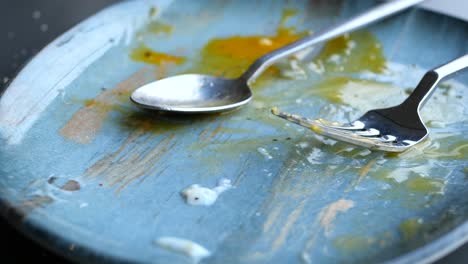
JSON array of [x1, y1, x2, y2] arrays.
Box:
[[60, 180, 81, 191], [48, 177, 81, 191], [85, 131, 176, 192], [17, 195, 54, 217], [60, 68, 153, 144], [318, 199, 354, 236], [270, 200, 306, 252]]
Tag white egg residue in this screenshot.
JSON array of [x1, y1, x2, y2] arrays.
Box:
[[181, 178, 232, 206], [155, 236, 211, 263]]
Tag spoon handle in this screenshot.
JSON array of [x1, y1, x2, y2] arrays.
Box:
[[402, 53, 468, 110], [241, 0, 425, 83]]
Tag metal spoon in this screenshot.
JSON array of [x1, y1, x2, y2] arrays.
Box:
[[131, 0, 424, 113]]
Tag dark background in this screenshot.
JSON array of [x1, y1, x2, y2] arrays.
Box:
[[0, 0, 467, 263]]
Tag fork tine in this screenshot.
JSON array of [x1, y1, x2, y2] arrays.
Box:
[[271, 108, 411, 152], [271, 107, 322, 129], [354, 128, 380, 137], [326, 120, 366, 130], [379, 135, 397, 143]]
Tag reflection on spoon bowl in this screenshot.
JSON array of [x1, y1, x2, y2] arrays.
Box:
[[130, 74, 252, 113]]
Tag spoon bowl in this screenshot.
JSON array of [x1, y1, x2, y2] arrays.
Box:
[[131, 74, 252, 113]]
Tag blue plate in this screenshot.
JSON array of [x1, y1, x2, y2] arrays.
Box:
[[1, 1, 468, 263]]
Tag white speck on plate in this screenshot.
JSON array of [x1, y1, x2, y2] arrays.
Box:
[[257, 147, 273, 160], [259, 37, 273, 46], [308, 60, 325, 74], [252, 101, 266, 109], [428, 120, 446, 128], [155, 237, 211, 263], [307, 148, 323, 164], [357, 149, 372, 156], [327, 54, 341, 64], [307, 62, 325, 74], [301, 251, 312, 264], [281, 59, 307, 79], [314, 135, 337, 146], [386, 170, 409, 183], [79, 202, 88, 208], [181, 178, 232, 206]]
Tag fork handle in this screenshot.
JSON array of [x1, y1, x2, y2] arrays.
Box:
[[403, 54, 468, 109]]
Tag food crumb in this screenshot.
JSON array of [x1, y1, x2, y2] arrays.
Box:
[[155, 237, 211, 263], [181, 179, 232, 206], [257, 147, 273, 160], [259, 37, 273, 46]]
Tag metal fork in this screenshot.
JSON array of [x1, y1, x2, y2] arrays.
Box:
[[272, 54, 468, 152]]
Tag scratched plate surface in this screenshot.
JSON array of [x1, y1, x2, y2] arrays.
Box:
[[1, 1, 468, 263]]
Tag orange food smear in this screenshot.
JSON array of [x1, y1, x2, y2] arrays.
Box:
[[84, 99, 97, 107], [203, 8, 304, 65], [203, 31, 301, 63], [194, 9, 306, 78], [131, 44, 185, 65]]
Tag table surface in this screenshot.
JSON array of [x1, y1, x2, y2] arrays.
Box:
[[0, 0, 466, 263]]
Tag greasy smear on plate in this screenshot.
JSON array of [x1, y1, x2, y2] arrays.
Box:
[[131, 44, 185, 65], [374, 167, 446, 195], [148, 6, 158, 18], [312, 31, 386, 73], [304, 77, 403, 105], [333, 235, 376, 252], [146, 21, 173, 35], [399, 218, 423, 241], [85, 132, 176, 192], [319, 199, 355, 236], [404, 176, 445, 194], [135, 6, 173, 37], [60, 68, 154, 144]]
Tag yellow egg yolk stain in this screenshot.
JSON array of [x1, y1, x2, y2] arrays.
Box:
[[131, 44, 185, 65], [313, 31, 386, 73], [191, 8, 306, 79], [203, 31, 302, 64]]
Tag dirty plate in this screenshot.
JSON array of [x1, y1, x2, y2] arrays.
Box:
[[1, 1, 468, 263]]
